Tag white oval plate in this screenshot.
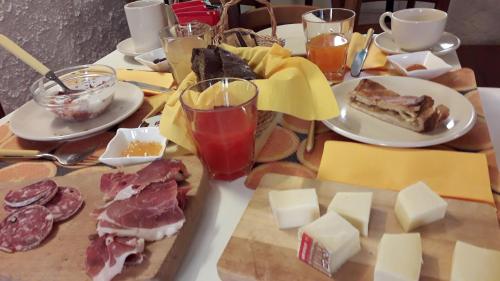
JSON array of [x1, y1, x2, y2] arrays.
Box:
[[374, 31, 461, 56], [322, 76, 476, 148], [257, 23, 306, 56], [10, 82, 144, 142]]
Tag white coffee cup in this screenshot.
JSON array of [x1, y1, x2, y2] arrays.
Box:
[[379, 8, 447, 51], [124, 0, 168, 53]]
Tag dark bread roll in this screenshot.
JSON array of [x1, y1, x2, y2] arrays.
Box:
[[191, 45, 258, 85]]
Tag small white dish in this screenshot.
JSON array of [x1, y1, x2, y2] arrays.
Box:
[[99, 127, 167, 167], [374, 31, 461, 56], [257, 23, 306, 56], [117, 38, 147, 57], [387, 51, 453, 79], [134, 48, 171, 72]]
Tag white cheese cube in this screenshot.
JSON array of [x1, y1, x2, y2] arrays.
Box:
[[268, 189, 320, 229], [327, 192, 373, 236], [297, 211, 361, 276], [394, 181, 448, 232], [374, 233, 422, 281], [451, 241, 500, 281]]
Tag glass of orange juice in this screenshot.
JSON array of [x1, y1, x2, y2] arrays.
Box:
[[159, 22, 212, 84], [302, 9, 356, 83]]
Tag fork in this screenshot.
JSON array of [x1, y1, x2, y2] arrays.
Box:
[[0, 145, 96, 166]]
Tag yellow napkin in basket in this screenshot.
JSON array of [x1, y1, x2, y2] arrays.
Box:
[[346, 32, 387, 70], [318, 141, 494, 204], [159, 43, 340, 152], [116, 69, 174, 95]]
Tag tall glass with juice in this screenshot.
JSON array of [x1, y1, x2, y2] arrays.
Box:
[[180, 78, 258, 180], [302, 9, 355, 83], [159, 22, 212, 84]]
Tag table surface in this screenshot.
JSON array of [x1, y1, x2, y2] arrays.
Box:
[[2, 49, 499, 281]]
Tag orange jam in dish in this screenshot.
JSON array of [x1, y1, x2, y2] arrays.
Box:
[[121, 141, 162, 157]]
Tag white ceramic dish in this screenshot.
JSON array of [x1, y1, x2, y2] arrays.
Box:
[[257, 23, 306, 56], [117, 37, 146, 57], [374, 31, 461, 56], [134, 48, 170, 72], [10, 82, 144, 141], [387, 51, 453, 79], [99, 127, 167, 167], [322, 76, 476, 148]]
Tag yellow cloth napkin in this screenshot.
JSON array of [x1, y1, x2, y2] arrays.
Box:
[[346, 32, 387, 70], [318, 141, 494, 204], [159, 43, 340, 152], [116, 69, 174, 95]]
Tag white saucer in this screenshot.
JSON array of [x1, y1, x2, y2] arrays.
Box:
[[10, 82, 144, 142], [374, 32, 461, 56], [116, 38, 158, 57]]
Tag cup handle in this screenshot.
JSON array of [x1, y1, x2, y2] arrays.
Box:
[[379, 11, 392, 35]]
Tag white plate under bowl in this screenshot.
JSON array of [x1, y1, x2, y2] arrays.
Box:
[[387, 51, 453, 79], [10, 82, 144, 141], [99, 127, 167, 167], [134, 48, 170, 72], [323, 76, 476, 148], [374, 31, 461, 56], [257, 23, 306, 56]]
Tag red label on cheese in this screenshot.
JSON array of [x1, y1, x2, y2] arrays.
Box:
[[298, 232, 313, 263]]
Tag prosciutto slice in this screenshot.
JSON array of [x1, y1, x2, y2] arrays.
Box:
[[100, 159, 190, 201], [97, 180, 185, 241], [85, 235, 145, 281]]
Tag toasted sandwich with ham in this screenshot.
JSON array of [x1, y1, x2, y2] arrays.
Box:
[[348, 79, 450, 132]]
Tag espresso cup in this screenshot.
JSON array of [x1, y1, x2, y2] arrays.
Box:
[[379, 8, 447, 51], [124, 0, 168, 53]]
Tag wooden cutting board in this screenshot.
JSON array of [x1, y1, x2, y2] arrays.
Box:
[[0, 155, 208, 281], [218, 174, 500, 281]]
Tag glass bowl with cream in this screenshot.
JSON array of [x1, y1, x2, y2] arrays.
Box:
[[30, 64, 116, 121]]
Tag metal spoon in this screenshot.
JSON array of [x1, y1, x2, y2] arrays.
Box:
[[0, 34, 78, 94]]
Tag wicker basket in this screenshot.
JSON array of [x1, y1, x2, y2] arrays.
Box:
[[214, 0, 285, 47], [213, 0, 284, 155]]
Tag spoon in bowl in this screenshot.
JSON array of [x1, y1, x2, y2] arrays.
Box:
[[0, 34, 79, 94]]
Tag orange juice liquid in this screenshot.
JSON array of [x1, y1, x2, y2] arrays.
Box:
[[307, 33, 349, 82]]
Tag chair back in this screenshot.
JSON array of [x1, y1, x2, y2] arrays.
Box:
[[239, 5, 318, 31]]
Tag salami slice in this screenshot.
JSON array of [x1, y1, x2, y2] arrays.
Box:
[[0, 205, 54, 252], [4, 180, 58, 208], [45, 187, 84, 222]]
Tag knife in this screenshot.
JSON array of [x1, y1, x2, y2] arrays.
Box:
[[121, 80, 172, 94], [350, 28, 375, 77]]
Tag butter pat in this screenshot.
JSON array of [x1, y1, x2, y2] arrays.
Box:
[[327, 192, 373, 236], [374, 233, 422, 281], [451, 241, 500, 281], [394, 181, 448, 232], [268, 189, 320, 229], [298, 211, 361, 276]]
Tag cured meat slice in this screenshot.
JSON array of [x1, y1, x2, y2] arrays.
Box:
[[97, 180, 185, 241], [44, 187, 84, 222], [85, 235, 145, 281], [0, 205, 53, 252], [100, 159, 190, 202], [3, 183, 59, 213], [100, 172, 139, 202], [4, 180, 58, 207]]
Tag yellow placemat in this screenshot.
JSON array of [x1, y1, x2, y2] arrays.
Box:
[[317, 141, 493, 204], [160, 44, 340, 152], [346, 32, 387, 70], [116, 69, 174, 95]]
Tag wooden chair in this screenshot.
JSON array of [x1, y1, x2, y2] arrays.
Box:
[[238, 5, 318, 31], [344, 0, 452, 33]]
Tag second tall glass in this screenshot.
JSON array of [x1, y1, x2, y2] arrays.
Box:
[[302, 8, 356, 83], [159, 22, 212, 84]]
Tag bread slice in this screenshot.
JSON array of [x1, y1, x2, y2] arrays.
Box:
[[348, 79, 450, 132]]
